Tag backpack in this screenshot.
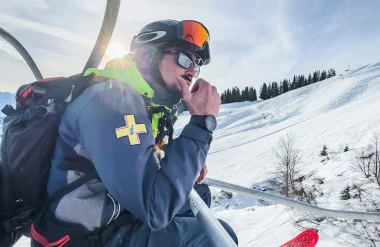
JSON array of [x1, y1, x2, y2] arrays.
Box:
[[0, 73, 98, 237]]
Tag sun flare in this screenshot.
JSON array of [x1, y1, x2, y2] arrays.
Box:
[[105, 41, 128, 59]]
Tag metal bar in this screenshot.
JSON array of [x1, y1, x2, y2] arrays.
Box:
[[0, 27, 43, 80], [83, 0, 121, 71], [188, 188, 238, 247], [203, 178, 380, 221]]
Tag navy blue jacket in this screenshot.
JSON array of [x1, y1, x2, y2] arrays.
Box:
[[46, 78, 211, 232]]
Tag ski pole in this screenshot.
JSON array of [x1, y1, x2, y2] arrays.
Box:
[[203, 178, 380, 221], [188, 188, 238, 247]]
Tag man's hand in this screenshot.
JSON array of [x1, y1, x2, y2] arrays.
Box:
[[178, 77, 221, 117], [197, 163, 208, 184]]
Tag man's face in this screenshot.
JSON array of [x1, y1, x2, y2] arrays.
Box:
[[158, 46, 199, 97]]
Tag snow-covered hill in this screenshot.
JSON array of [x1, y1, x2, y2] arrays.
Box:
[[174, 61, 380, 246], [7, 61, 380, 246]]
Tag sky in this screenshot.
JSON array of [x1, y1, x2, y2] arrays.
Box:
[[1, 0, 380, 93]]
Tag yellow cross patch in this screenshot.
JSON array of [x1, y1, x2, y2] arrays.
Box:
[[115, 115, 147, 145]]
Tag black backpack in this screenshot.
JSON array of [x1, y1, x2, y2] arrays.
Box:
[[0, 73, 168, 247], [0, 73, 98, 238]]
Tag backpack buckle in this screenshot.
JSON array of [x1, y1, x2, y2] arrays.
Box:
[[2, 208, 37, 232], [1, 104, 15, 116], [88, 235, 101, 247], [35, 103, 57, 117]]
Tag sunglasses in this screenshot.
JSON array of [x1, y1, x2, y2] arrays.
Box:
[[165, 50, 200, 77]]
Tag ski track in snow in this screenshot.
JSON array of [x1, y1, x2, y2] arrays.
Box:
[[2, 61, 380, 246]]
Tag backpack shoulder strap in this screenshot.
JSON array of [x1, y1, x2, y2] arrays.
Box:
[[48, 169, 99, 204]]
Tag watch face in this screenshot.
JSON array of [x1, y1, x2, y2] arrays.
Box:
[[205, 115, 217, 132]]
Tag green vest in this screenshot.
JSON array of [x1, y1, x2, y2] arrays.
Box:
[[84, 54, 171, 138]]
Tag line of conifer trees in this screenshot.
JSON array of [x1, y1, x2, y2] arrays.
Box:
[[221, 68, 336, 104]]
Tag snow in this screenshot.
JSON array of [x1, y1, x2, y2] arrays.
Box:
[[4, 61, 380, 246], [174, 61, 380, 246], [0, 92, 15, 138]]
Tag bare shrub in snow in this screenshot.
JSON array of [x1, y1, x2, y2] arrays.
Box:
[[351, 183, 365, 202], [352, 148, 373, 178], [369, 132, 380, 186], [313, 177, 325, 185], [315, 181, 380, 246], [293, 210, 325, 231], [352, 132, 380, 186], [340, 186, 351, 200], [320, 145, 328, 156], [292, 182, 319, 205], [272, 132, 303, 198]]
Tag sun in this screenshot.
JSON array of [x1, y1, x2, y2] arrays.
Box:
[[105, 41, 128, 59]]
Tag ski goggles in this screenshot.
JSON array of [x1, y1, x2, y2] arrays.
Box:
[[178, 20, 210, 65], [165, 50, 200, 77], [180, 21, 210, 50]]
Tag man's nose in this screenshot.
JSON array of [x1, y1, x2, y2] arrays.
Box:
[[186, 65, 195, 78]]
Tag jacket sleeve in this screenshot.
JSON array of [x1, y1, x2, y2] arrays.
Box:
[[75, 86, 211, 230]]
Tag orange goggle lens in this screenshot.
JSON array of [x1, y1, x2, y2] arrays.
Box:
[[181, 21, 210, 49]]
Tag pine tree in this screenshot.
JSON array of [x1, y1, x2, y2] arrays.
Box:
[[312, 71, 319, 83], [231, 88, 236, 103], [226, 88, 231, 103], [260, 83, 268, 100], [236, 87, 241, 102], [327, 69, 331, 79], [272, 82, 279, 97], [320, 70, 327, 81], [282, 79, 289, 93], [268, 83, 273, 99], [244, 87, 249, 101], [308, 73, 312, 85], [247, 87, 252, 101], [253, 88, 257, 101], [303, 75, 308, 87], [327, 68, 336, 78], [291, 75, 297, 90], [297, 75, 304, 88]]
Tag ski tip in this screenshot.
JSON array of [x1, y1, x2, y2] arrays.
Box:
[[279, 229, 319, 247]]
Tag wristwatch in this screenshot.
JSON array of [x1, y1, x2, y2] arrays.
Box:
[[189, 115, 217, 133]]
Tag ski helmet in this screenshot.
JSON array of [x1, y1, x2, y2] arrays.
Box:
[[129, 20, 210, 106], [130, 19, 211, 67]]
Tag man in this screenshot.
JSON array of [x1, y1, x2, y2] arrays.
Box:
[[31, 19, 238, 246]]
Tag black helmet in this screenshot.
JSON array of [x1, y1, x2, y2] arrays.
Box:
[[130, 19, 211, 66]]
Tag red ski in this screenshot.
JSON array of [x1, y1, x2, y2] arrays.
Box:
[[279, 230, 319, 247]]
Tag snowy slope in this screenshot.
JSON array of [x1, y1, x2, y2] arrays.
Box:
[[174, 62, 380, 247], [8, 61, 380, 246]]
